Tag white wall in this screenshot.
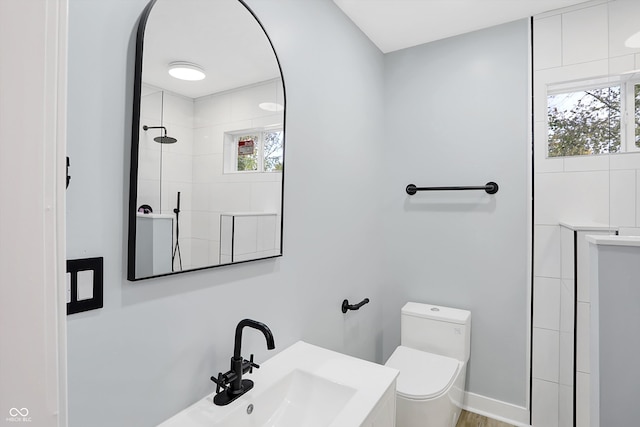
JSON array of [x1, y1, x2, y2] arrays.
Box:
[[382, 19, 531, 413], [532, 1, 640, 425], [65, 1, 386, 426]]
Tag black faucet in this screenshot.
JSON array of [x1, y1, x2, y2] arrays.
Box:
[[211, 319, 275, 406]]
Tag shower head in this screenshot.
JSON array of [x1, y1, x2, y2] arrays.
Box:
[[142, 125, 178, 144]]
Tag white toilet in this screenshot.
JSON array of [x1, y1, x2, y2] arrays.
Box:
[[385, 302, 471, 427]]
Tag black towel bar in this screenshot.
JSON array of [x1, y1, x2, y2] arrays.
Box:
[[406, 182, 498, 195]]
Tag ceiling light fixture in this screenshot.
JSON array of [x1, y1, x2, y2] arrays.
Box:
[[258, 102, 284, 112], [625, 31, 640, 48], [168, 62, 206, 81]]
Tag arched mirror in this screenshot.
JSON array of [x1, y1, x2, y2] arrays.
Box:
[[128, 0, 285, 281]]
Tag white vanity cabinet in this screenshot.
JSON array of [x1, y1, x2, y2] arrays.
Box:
[[587, 235, 640, 427], [135, 213, 173, 276], [361, 382, 397, 427]]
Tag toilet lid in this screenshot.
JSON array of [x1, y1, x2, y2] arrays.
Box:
[[385, 346, 460, 400]]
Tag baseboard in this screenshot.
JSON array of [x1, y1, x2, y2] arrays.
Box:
[[463, 391, 530, 427]]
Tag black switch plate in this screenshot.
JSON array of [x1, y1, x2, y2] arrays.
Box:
[[67, 257, 103, 315]]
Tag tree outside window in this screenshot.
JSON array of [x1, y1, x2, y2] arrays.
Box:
[[228, 129, 283, 173], [547, 81, 640, 157], [548, 86, 620, 157]]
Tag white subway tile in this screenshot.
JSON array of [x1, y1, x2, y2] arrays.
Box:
[[534, 15, 562, 70], [256, 215, 277, 252], [534, 173, 564, 225], [190, 238, 210, 269], [560, 279, 575, 334], [231, 81, 279, 122], [191, 212, 212, 243], [559, 384, 574, 427], [609, 152, 640, 170], [559, 331, 574, 387], [576, 372, 591, 427], [576, 302, 590, 373], [208, 240, 220, 266], [534, 225, 561, 278], [608, 54, 636, 76], [563, 155, 610, 172], [192, 154, 218, 183], [560, 226, 575, 281], [610, 169, 636, 227], [533, 327, 560, 382], [250, 181, 282, 213], [193, 126, 216, 155], [608, 0, 640, 58], [533, 277, 561, 331], [233, 216, 258, 255], [163, 92, 194, 128], [533, 378, 560, 427], [161, 152, 192, 183], [179, 211, 192, 241], [562, 4, 609, 65], [210, 182, 252, 212], [140, 88, 163, 122]]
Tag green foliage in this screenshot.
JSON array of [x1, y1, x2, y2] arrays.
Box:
[[263, 131, 283, 172], [635, 84, 640, 148], [547, 87, 620, 157]]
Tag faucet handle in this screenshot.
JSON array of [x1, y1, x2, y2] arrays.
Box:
[[248, 354, 260, 374], [210, 372, 228, 394]]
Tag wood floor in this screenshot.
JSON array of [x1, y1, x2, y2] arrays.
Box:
[[456, 410, 515, 427]]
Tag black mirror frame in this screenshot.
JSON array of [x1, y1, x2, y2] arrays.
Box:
[[127, 0, 286, 281]]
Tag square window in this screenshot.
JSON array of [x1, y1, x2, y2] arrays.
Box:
[[547, 85, 621, 157], [224, 128, 283, 173]]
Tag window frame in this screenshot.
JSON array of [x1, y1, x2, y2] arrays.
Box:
[[546, 77, 640, 158], [224, 127, 284, 174]]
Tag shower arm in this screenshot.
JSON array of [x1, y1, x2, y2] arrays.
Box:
[[142, 125, 167, 135]]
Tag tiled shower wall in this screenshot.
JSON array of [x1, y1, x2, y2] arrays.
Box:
[[532, 1, 640, 426], [138, 79, 284, 270], [193, 79, 284, 266]]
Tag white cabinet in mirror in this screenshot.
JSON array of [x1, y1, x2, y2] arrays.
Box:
[[128, 0, 285, 280]]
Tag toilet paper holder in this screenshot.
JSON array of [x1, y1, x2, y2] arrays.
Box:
[[342, 298, 370, 313]]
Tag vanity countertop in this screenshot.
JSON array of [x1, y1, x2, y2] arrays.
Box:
[[157, 340, 399, 427], [586, 234, 640, 247]]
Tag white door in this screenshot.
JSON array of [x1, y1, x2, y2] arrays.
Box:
[[0, 0, 68, 425]]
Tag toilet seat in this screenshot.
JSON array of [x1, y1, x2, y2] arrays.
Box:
[[385, 346, 460, 400]]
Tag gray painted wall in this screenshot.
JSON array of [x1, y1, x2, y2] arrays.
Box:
[[66, 1, 531, 425], [66, 1, 386, 426], [381, 20, 530, 405]]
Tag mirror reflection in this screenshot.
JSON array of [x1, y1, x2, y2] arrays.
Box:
[[128, 0, 285, 280]]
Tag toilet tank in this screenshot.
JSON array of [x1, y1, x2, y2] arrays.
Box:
[[401, 302, 471, 362]]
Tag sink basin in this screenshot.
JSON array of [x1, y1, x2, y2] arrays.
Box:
[[213, 369, 356, 427], [158, 341, 399, 427]]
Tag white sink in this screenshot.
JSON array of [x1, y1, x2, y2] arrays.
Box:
[[158, 341, 399, 427], [212, 369, 356, 427]]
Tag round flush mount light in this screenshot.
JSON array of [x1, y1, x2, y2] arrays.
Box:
[[625, 31, 640, 48], [258, 102, 284, 112], [168, 62, 206, 81]]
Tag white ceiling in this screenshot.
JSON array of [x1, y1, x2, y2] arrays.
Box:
[[332, 0, 594, 53], [142, 0, 595, 99], [143, 0, 280, 99]]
